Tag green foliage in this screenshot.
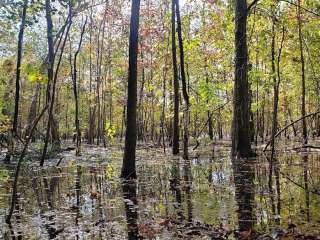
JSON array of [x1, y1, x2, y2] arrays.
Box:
[[105, 122, 116, 143], [20, 62, 48, 84], [105, 164, 115, 180]]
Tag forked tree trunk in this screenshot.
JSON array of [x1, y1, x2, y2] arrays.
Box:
[[40, 1, 71, 165]]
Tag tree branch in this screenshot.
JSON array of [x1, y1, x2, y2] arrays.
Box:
[[280, 0, 320, 17], [247, 0, 259, 13], [263, 110, 320, 152]]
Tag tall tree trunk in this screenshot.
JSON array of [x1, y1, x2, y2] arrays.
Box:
[[171, 0, 179, 155], [13, 0, 28, 135], [41, 0, 55, 165], [40, 2, 71, 165], [121, 0, 141, 179], [95, 7, 107, 145], [88, 2, 95, 144], [231, 0, 252, 158], [297, 0, 308, 145], [175, 0, 190, 160], [72, 17, 87, 156]]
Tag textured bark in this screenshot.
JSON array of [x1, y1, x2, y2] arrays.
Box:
[[231, 0, 252, 158], [121, 0, 141, 179]]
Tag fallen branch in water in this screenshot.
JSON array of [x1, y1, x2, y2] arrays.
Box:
[[263, 110, 320, 152]]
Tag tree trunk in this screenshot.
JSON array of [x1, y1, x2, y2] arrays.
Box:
[[175, 0, 190, 160], [121, 0, 141, 179], [13, 0, 28, 135], [231, 0, 252, 158], [72, 17, 87, 156], [88, 3, 95, 144], [40, 2, 71, 165], [171, 0, 179, 155], [25, 83, 40, 141], [297, 0, 308, 145]]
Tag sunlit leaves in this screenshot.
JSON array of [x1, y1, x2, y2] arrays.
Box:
[[20, 62, 48, 84]]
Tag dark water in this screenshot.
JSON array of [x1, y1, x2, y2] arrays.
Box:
[[0, 145, 319, 239]]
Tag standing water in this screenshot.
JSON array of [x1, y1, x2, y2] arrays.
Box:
[[0, 143, 319, 239]]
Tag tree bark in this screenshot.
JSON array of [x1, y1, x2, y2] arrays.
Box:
[[72, 17, 87, 156], [13, 0, 28, 135], [231, 0, 252, 158], [175, 0, 190, 160], [121, 0, 141, 179], [297, 0, 308, 145], [40, 2, 71, 165], [171, 0, 179, 155]]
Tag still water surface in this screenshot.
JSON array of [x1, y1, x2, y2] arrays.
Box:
[[0, 144, 319, 239]]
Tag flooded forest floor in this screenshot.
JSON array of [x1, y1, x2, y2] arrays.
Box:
[[0, 140, 320, 239]]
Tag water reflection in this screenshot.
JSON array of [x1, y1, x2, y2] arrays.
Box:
[[169, 157, 184, 221], [0, 148, 319, 239], [303, 154, 310, 222], [232, 158, 256, 232], [183, 158, 193, 223], [122, 179, 139, 240]]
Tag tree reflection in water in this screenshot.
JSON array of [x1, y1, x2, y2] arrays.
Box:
[[233, 158, 256, 232], [122, 179, 139, 240], [170, 157, 184, 221]]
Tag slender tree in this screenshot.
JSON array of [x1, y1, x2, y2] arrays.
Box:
[[13, 0, 28, 135], [72, 17, 87, 156], [297, 0, 308, 145], [121, 0, 141, 179], [40, 0, 71, 165], [40, 0, 55, 165], [175, 0, 190, 160], [171, 0, 179, 155]]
